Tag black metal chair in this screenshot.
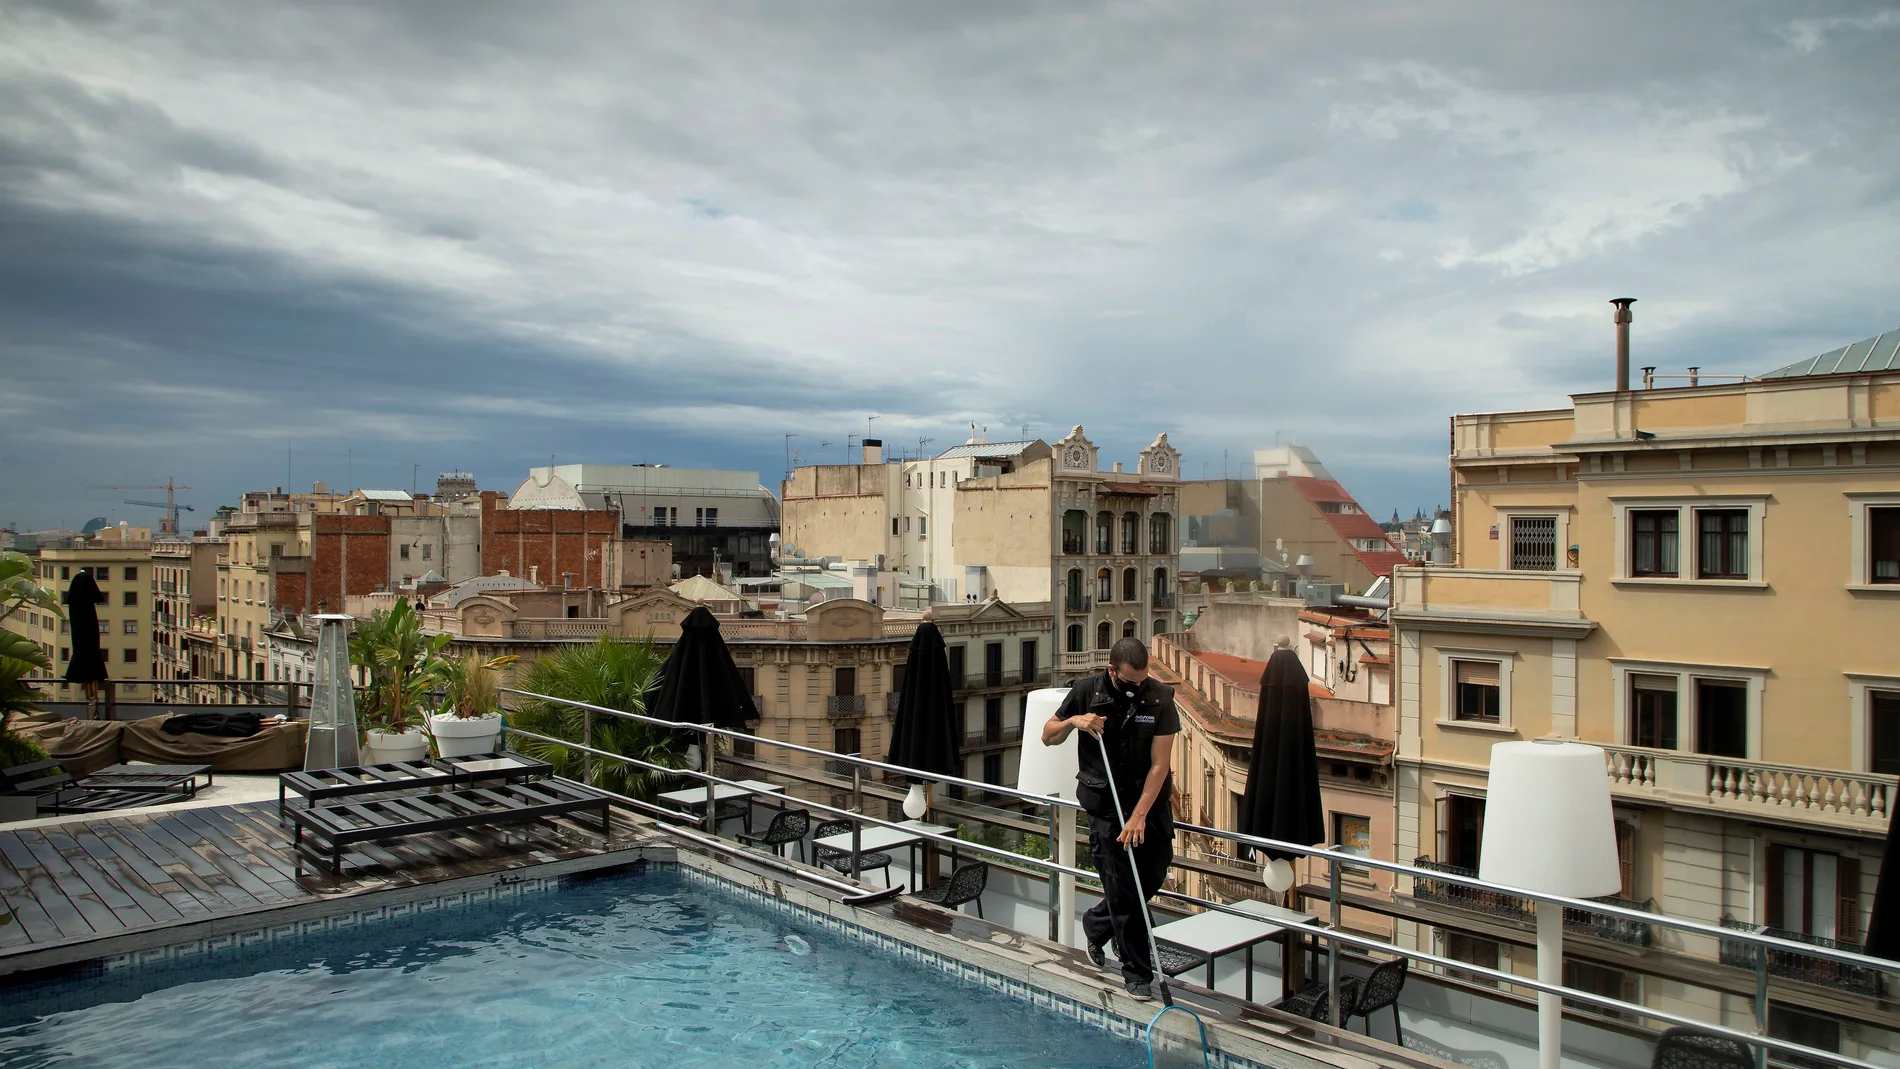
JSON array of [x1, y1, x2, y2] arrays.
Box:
[[736, 808, 809, 863], [911, 861, 988, 918], [1278, 977, 1361, 1025], [715, 799, 754, 836], [1341, 956, 1407, 1043], [810, 820, 893, 886], [1650, 1027, 1754, 1069]]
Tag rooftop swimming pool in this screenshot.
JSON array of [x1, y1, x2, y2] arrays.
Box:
[[0, 868, 1152, 1069]]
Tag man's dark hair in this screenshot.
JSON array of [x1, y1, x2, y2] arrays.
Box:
[[1108, 637, 1149, 671]]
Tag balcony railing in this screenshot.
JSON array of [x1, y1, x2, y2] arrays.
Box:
[[1061, 533, 1085, 555], [963, 723, 1024, 749], [826, 694, 867, 717], [1150, 540, 1171, 555], [1152, 592, 1176, 610], [1411, 858, 1655, 946], [1719, 916, 1882, 997], [1603, 745, 1895, 833], [1063, 595, 1092, 615], [885, 692, 901, 713]]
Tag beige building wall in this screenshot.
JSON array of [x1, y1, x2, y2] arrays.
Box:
[[1393, 363, 1900, 1052], [8, 528, 159, 700], [217, 512, 308, 682]]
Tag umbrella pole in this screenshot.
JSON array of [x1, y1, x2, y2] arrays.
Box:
[[1092, 733, 1173, 1008]]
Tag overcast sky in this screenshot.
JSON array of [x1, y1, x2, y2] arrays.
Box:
[[3, 1, 1897, 532]]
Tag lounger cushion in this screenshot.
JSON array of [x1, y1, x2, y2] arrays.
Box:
[[12, 718, 126, 776], [123, 715, 309, 771]]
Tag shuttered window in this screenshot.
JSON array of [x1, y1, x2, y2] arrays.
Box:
[[1453, 660, 1501, 723]]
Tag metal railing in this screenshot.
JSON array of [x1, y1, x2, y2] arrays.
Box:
[[1062, 533, 1085, 555], [1152, 592, 1176, 609], [1411, 858, 1655, 947], [1720, 917, 1882, 997], [498, 686, 1898, 1069], [825, 694, 866, 716], [1063, 595, 1092, 614], [962, 723, 1024, 749]]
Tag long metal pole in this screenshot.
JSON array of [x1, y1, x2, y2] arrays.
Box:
[[1537, 900, 1563, 1069], [1755, 945, 1770, 1069], [1328, 864, 1342, 1027], [1047, 804, 1062, 942], [851, 764, 864, 881], [701, 726, 715, 834], [581, 707, 593, 785]]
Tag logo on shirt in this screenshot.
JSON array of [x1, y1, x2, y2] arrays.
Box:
[[1134, 714, 1156, 725]]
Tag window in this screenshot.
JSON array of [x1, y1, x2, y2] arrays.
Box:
[[946, 645, 965, 683], [1630, 676, 1678, 749], [1020, 639, 1037, 684], [1443, 932, 1500, 987], [1695, 680, 1748, 758], [1121, 568, 1137, 602], [1767, 845, 1859, 942], [123, 566, 137, 582], [1094, 512, 1112, 555], [1509, 515, 1557, 571], [60, 566, 70, 581], [983, 697, 1003, 742], [1095, 621, 1111, 650], [833, 727, 861, 755], [982, 753, 1003, 786], [1066, 624, 1083, 653], [1438, 794, 1485, 870], [1871, 692, 1900, 775], [1769, 1007, 1842, 1069], [1096, 568, 1113, 602], [984, 642, 1003, 686], [1153, 619, 1167, 636], [1452, 660, 1500, 723], [892, 518, 900, 537], [422, 544, 432, 561], [98, 620, 109, 635], [1697, 509, 1748, 579], [60, 647, 68, 662], [1872, 507, 1900, 584], [123, 591, 137, 606], [123, 620, 138, 635], [399, 544, 411, 560], [832, 666, 856, 696], [1563, 961, 1635, 1021], [1122, 619, 1136, 639], [1150, 514, 1171, 554], [1121, 513, 1139, 555], [123, 647, 137, 663], [918, 516, 926, 538], [1630, 510, 1678, 577], [1333, 813, 1371, 875]]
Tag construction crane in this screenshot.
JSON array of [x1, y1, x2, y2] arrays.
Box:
[[86, 478, 194, 535]]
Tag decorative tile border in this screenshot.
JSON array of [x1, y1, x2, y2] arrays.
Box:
[[673, 863, 1273, 1069], [99, 875, 563, 971]]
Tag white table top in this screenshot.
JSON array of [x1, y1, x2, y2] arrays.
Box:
[[811, 820, 955, 854], [1151, 899, 1320, 956], [656, 779, 785, 805]]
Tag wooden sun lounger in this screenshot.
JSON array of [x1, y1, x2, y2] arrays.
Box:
[[78, 763, 214, 799], [288, 779, 613, 875], [2, 760, 178, 816], [278, 760, 456, 823]]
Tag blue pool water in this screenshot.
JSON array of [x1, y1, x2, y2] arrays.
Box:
[[0, 870, 1148, 1068]]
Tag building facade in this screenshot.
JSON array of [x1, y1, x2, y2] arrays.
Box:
[[3, 525, 158, 700], [510, 464, 780, 580], [151, 536, 222, 687], [1390, 327, 1900, 1059], [1252, 444, 1408, 593]]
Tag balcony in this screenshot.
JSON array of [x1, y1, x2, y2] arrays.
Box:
[[1719, 916, 1882, 996], [1063, 595, 1092, 615], [963, 722, 1024, 750], [1152, 592, 1175, 610], [1410, 858, 1655, 946], [1149, 540, 1171, 556], [1603, 745, 1895, 835], [885, 692, 901, 713], [826, 694, 867, 718], [1062, 533, 1085, 555]]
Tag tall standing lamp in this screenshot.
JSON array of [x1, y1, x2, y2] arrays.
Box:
[[1016, 688, 1078, 946], [1479, 739, 1621, 1069]]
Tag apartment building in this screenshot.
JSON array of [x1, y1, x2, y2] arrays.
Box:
[[2, 525, 157, 700], [421, 587, 1051, 796], [151, 536, 222, 684], [510, 463, 781, 579], [1253, 444, 1408, 593], [1390, 319, 1900, 1060]]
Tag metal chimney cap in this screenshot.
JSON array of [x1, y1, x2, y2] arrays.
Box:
[[1430, 517, 1452, 535], [1609, 297, 1637, 305]]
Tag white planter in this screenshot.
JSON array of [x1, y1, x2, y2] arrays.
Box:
[[429, 713, 503, 760], [363, 728, 431, 765]]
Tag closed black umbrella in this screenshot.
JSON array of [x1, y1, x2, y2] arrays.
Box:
[[61, 572, 108, 691], [885, 621, 961, 780], [1236, 645, 1326, 866], [1863, 807, 1900, 961], [648, 607, 758, 732]]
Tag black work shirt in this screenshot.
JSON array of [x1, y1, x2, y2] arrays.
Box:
[[1055, 671, 1179, 819]]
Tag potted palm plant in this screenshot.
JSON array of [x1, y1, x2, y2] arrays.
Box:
[[429, 650, 518, 759], [508, 636, 682, 800], [349, 599, 450, 764]]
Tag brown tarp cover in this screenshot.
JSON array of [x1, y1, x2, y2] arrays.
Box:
[[121, 716, 310, 772], [13, 717, 125, 775]]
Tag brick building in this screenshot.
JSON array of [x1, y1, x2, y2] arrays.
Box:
[[480, 492, 622, 589]]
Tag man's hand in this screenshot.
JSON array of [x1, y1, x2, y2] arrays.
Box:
[[1068, 712, 1106, 738], [1118, 810, 1148, 846]]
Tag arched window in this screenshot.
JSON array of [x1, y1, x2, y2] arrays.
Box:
[[1153, 619, 1167, 637], [1063, 510, 1088, 555], [1067, 568, 1083, 607], [1121, 512, 1140, 555], [1121, 568, 1138, 602], [1067, 624, 1083, 652], [1149, 513, 1172, 554], [1095, 621, 1112, 650], [1097, 568, 1114, 602], [1094, 512, 1113, 555], [1152, 567, 1169, 608], [1122, 619, 1137, 639]]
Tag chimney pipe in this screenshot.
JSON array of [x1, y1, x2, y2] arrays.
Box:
[[861, 438, 883, 465], [1610, 298, 1637, 392]]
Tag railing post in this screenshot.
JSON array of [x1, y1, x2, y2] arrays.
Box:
[[1754, 945, 1769, 1069], [851, 763, 863, 881], [103, 679, 117, 721], [581, 707, 593, 785], [701, 727, 715, 834], [1047, 804, 1062, 942], [1328, 862, 1342, 1027]]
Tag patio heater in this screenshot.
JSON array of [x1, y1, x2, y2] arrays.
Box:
[[1479, 740, 1620, 1069], [304, 614, 361, 771], [1016, 688, 1078, 946]]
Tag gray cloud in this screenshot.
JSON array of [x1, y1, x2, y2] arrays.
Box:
[[1, 0, 1897, 529]]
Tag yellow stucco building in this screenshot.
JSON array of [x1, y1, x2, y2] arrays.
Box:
[[1391, 324, 1900, 1058]]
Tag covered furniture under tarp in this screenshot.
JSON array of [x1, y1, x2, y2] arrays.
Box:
[[288, 778, 613, 875], [122, 715, 309, 772], [10, 717, 127, 776]]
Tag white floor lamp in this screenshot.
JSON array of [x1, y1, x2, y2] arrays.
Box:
[[1016, 688, 1078, 946], [1479, 739, 1621, 1069]]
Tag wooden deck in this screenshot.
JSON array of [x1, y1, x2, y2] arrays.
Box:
[[0, 798, 634, 974]]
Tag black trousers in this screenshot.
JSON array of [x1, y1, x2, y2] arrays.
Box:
[[1082, 803, 1174, 983]]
